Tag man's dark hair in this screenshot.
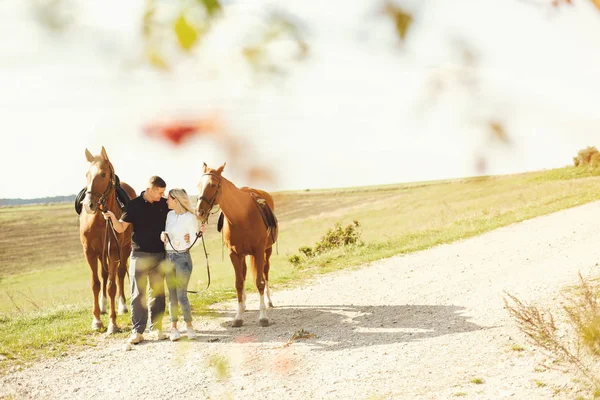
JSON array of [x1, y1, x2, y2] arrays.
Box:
[[148, 176, 166, 188]]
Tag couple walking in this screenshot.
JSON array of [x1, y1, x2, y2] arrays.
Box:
[[103, 176, 206, 344]]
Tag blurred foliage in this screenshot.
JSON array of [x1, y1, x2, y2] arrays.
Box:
[[138, 0, 308, 74]]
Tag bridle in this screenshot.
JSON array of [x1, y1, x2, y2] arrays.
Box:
[[197, 172, 222, 221], [86, 162, 116, 212]]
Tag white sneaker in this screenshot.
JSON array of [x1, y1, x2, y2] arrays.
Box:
[[128, 332, 144, 345], [187, 326, 196, 340], [150, 329, 168, 340], [170, 328, 181, 342]]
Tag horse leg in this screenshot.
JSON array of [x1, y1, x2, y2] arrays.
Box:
[[241, 256, 247, 312], [249, 251, 269, 327], [100, 258, 108, 315], [264, 247, 274, 308], [85, 252, 103, 331], [106, 263, 121, 334], [229, 252, 245, 327], [117, 252, 129, 315]]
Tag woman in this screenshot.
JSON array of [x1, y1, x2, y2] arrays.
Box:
[[160, 188, 205, 341]]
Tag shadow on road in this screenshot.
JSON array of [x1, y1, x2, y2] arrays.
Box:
[[197, 304, 487, 351]]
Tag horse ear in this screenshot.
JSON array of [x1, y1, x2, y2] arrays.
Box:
[[100, 146, 109, 161], [85, 148, 94, 162], [217, 162, 226, 174], [202, 162, 208, 172]]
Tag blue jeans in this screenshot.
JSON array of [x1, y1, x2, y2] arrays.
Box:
[[166, 252, 193, 323], [129, 251, 166, 334]]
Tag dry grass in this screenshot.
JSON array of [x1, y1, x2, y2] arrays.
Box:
[[504, 273, 600, 392]]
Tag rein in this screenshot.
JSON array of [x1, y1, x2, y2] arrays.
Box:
[[94, 163, 120, 274]]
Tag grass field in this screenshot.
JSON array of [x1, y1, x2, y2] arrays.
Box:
[[2, 166, 600, 373]]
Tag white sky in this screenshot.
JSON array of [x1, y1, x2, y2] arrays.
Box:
[[1, 0, 600, 198]]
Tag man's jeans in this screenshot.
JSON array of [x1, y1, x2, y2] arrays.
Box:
[[129, 251, 166, 334], [166, 252, 193, 323]]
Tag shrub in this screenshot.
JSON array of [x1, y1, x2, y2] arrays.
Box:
[[298, 246, 314, 258], [573, 146, 600, 167], [287, 220, 363, 267], [314, 220, 362, 254], [287, 254, 301, 267]]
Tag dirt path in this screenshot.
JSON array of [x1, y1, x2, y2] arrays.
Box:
[[3, 201, 600, 399]]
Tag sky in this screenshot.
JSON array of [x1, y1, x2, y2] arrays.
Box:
[[1, 0, 600, 199]]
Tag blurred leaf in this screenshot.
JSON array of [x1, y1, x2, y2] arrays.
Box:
[[146, 48, 169, 70], [198, 0, 222, 17], [242, 46, 264, 70], [296, 40, 310, 60], [174, 13, 198, 51], [382, 2, 413, 41], [248, 167, 275, 184], [142, 3, 155, 39], [591, 0, 600, 11], [489, 121, 510, 145], [31, 0, 74, 32]]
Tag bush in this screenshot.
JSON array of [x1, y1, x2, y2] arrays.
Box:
[[287, 220, 363, 267], [298, 246, 314, 258], [573, 146, 600, 167], [287, 254, 301, 267], [314, 220, 362, 254]]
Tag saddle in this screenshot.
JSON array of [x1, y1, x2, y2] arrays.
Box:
[[217, 193, 278, 244], [74, 175, 131, 215]]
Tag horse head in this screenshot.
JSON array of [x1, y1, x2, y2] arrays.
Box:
[[82, 146, 116, 214], [196, 162, 226, 223]]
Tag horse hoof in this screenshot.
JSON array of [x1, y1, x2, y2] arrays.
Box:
[[232, 319, 243, 328], [100, 310, 107, 315], [92, 320, 104, 331], [268, 302, 274, 308], [259, 318, 270, 327], [107, 323, 121, 334], [118, 306, 128, 315]]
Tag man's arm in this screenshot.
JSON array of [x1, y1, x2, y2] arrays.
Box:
[[102, 210, 131, 233]]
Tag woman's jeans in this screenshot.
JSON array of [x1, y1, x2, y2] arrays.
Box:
[[166, 252, 193, 323]]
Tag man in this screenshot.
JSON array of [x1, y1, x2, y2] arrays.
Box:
[[103, 175, 173, 344]]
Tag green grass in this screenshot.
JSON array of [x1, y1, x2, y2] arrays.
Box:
[[2, 166, 600, 373]]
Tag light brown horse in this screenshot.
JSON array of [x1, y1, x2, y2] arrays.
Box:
[[79, 147, 136, 333], [196, 163, 278, 327]]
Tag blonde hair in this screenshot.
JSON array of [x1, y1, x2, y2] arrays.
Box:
[[168, 188, 195, 215]]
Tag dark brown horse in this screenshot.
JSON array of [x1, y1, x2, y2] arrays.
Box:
[[196, 163, 278, 327], [79, 147, 136, 333]]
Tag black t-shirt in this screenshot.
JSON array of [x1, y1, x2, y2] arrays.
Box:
[[122, 192, 169, 253]]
